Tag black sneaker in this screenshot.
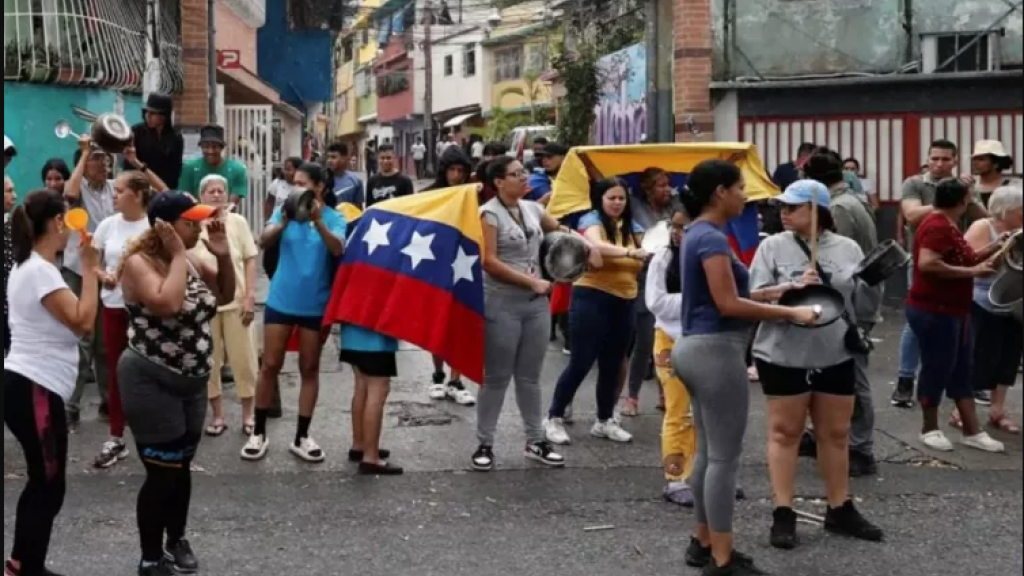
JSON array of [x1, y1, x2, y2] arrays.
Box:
[[825, 500, 885, 542], [974, 390, 993, 406], [472, 445, 496, 471], [348, 448, 391, 463], [525, 441, 565, 468], [770, 507, 799, 550], [891, 378, 915, 408], [138, 560, 174, 576], [702, 553, 769, 575], [685, 538, 712, 568], [798, 432, 818, 459], [358, 461, 404, 476], [849, 451, 879, 478], [164, 539, 199, 573]]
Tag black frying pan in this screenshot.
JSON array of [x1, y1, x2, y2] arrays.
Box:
[[778, 195, 845, 328]]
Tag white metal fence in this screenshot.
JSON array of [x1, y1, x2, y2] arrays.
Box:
[[224, 104, 274, 234]]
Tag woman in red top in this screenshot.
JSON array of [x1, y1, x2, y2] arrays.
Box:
[[906, 178, 1009, 454]]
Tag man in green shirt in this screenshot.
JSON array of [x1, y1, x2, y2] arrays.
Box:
[[179, 125, 249, 204]]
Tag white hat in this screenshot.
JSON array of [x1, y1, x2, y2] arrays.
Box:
[[3, 135, 14, 155], [973, 140, 1011, 158]]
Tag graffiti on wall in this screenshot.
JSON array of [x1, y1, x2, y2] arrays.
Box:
[[593, 44, 647, 146], [3, 83, 142, 198]]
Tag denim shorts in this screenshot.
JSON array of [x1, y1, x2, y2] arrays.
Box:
[[905, 305, 974, 408], [264, 306, 323, 333]]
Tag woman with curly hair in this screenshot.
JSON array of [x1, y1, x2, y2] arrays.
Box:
[[118, 192, 234, 575]]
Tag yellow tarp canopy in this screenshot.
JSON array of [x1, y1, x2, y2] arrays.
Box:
[[547, 142, 779, 219]]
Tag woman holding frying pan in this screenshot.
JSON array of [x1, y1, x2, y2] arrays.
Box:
[[748, 180, 885, 550]]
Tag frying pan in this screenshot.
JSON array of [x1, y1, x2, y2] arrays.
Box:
[[777, 197, 845, 328]]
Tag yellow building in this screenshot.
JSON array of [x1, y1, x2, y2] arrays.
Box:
[[482, 2, 561, 118], [334, 1, 381, 141]]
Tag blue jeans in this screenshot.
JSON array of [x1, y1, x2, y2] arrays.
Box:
[[898, 263, 921, 379], [549, 287, 637, 421], [905, 305, 974, 409]]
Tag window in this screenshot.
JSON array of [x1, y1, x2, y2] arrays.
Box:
[[361, 28, 370, 46], [288, 0, 349, 31], [494, 47, 522, 82], [342, 38, 354, 64], [922, 31, 1002, 74], [378, 68, 410, 96], [355, 69, 369, 98], [525, 44, 549, 74], [444, 54, 454, 76], [463, 44, 477, 77]]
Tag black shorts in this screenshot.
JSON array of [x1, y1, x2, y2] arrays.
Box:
[[971, 304, 1023, 391], [264, 306, 323, 333], [339, 350, 398, 378], [756, 359, 857, 397]]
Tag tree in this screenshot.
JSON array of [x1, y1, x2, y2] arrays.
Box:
[[552, 43, 599, 147], [485, 107, 517, 142], [497, 71, 544, 125]]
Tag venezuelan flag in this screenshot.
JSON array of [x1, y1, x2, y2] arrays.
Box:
[[547, 143, 778, 265], [323, 185, 485, 383]]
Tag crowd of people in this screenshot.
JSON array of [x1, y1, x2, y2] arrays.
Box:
[[3, 90, 1021, 576]]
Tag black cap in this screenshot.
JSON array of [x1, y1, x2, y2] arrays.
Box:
[[143, 93, 174, 116], [199, 125, 226, 147], [537, 143, 569, 158], [147, 192, 218, 226]]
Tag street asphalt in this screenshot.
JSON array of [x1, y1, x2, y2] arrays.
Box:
[[4, 308, 1022, 576]]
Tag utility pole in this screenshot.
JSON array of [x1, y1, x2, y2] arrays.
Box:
[[644, 0, 674, 142], [207, 0, 218, 124], [423, 0, 435, 176]]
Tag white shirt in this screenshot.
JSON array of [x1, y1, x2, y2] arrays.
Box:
[[5, 253, 81, 401], [92, 214, 151, 308], [270, 179, 297, 209], [471, 141, 485, 159], [63, 179, 115, 275], [645, 247, 683, 340], [412, 143, 426, 161]]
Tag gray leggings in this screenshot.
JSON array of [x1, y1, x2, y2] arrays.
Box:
[[672, 331, 750, 533], [477, 292, 551, 446]]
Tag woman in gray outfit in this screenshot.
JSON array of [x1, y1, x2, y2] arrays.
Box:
[[471, 157, 598, 471], [672, 161, 819, 576], [749, 180, 884, 551]]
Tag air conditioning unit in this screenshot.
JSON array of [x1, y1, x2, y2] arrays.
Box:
[[921, 30, 1003, 74]]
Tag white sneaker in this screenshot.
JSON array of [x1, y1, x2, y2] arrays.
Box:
[[447, 384, 476, 406], [920, 430, 954, 452], [290, 437, 326, 463], [427, 384, 447, 400], [544, 418, 572, 445], [591, 420, 633, 443], [962, 432, 1005, 453], [241, 434, 269, 461]]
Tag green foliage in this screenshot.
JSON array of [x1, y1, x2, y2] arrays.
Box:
[[485, 107, 517, 142], [553, 42, 600, 147], [497, 71, 544, 124]]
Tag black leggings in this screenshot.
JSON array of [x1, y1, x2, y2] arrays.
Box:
[[3, 370, 69, 575], [136, 434, 201, 562]]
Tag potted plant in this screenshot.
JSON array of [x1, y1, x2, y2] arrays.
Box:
[[4, 42, 19, 80], [20, 44, 57, 82], [57, 51, 86, 83]]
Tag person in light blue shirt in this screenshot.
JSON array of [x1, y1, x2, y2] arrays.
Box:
[[245, 163, 346, 466], [338, 324, 403, 476], [327, 142, 365, 207]]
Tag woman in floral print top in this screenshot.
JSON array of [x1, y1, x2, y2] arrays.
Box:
[[4, 174, 15, 352]]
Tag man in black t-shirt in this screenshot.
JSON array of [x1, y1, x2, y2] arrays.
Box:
[[365, 144, 414, 207]]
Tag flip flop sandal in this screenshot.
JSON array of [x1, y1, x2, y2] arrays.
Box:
[[243, 423, 255, 437], [950, 412, 964, 431], [205, 422, 228, 437], [990, 416, 1021, 435]]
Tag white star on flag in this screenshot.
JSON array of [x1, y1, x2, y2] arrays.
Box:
[[451, 246, 478, 285], [362, 218, 392, 255], [401, 231, 436, 269]]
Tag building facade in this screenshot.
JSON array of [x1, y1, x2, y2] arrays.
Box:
[[481, 1, 560, 123]]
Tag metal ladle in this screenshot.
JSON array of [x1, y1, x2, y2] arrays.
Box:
[[54, 120, 82, 140]]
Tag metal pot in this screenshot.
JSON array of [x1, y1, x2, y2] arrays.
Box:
[[90, 113, 132, 154], [283, 189, 316, 222], [779, 283, 846, 328], [854, 239, 911, 286], [989, 270, 1023, 323], [543, 232, 589, 283], [1006, 233, 1023, 272]]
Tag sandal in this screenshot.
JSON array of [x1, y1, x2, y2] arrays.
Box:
[[620, 398, 639, 418], [950, 411, 964, 431], [242, 423, 255, 437], [990, 415, 1021, 435], [205, 421, 228, 437]]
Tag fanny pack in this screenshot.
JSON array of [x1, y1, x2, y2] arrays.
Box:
[[791, 234, 874, 356]]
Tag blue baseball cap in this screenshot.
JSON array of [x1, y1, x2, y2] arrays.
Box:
[[774, 179, 831, 209]]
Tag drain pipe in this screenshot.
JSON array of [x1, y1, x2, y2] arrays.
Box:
[[208, 0, 218, 124]]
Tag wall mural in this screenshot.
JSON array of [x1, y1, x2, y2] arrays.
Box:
[[592, 43, 647, 146]]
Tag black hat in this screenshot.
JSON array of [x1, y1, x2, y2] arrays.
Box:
[[143, 93, 174, 116], [199, 125, 226, 147], [537, 143, 569, 158], [147, 192, 218, 226]]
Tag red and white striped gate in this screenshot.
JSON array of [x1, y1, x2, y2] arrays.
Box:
[[742, 111, 1023, 203]]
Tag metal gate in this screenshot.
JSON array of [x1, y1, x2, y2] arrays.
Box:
[[224, 105, 273, 233]]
